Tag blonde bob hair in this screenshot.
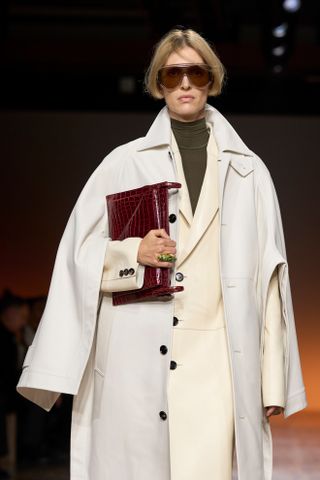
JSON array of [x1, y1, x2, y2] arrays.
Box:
[[144, 28, 226, 99]]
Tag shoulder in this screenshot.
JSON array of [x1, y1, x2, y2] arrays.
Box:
[[253, 154, 271, 177], [82, 136, 145, 185], [74, 135, 146, 204], [251, 154, 282, 222], [99, 136, 145, 168], [252, 153, 276, 192]]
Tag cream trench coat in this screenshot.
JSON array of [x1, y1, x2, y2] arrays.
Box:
[[17, 105, 307, 480]]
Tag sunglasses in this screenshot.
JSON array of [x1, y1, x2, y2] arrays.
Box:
[[157, 63, 213, 89]]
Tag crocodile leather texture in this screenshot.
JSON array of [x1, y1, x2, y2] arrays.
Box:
[[106, 181, 184, 305]]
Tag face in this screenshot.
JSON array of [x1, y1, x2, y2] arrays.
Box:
[[159, 46, 210, 122]]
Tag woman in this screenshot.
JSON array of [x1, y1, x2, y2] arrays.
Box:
[[17, 29, 307, 480]]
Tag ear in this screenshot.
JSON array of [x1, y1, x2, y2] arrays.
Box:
[[207, 78, 215, 95], [156, 84, 164, 99]]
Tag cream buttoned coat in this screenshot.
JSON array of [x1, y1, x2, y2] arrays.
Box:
[[17, 105, 306, 480]]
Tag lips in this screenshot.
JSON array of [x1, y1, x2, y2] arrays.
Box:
[[178, 95, 194, 101]]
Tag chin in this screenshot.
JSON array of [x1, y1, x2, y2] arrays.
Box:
[[174, 107, 204, 121]]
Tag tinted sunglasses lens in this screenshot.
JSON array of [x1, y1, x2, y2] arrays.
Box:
[[159, 67, 183, 89], [158, 65, 212, 88], [187, 65, 211, 87]]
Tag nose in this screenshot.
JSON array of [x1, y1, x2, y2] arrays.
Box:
[[181, 73, 191, 89]]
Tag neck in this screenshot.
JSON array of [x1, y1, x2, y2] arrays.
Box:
[[168, 108, 206, 123]]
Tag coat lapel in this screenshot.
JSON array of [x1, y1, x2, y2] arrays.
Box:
[[175, 125, 220, 268], [136, 105, 255, 267], [170, 132, 193, 227]]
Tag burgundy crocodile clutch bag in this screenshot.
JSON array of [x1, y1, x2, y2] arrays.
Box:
[[106, 181, 184, 306]]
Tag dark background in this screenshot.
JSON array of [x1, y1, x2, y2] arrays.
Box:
[[0, 0, 319, 410]]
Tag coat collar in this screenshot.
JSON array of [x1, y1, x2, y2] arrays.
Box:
[[136, 105, 255, 267], [137, 104, 255, 159]]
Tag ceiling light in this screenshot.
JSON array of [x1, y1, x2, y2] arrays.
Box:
[[273, 65, 284, 74], [283, 0, 301, 13], [272, 23, 288, 38], [272, 45, 286, 56]]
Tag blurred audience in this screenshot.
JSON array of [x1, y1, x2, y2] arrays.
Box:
[[0, 290, 72, 477], [0, 290, 29, 478]]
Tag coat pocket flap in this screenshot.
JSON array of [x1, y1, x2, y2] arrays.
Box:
[[230, 158, 254, 177]]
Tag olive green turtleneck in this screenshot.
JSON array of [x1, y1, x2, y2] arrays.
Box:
[[171, 117, 209, 215]]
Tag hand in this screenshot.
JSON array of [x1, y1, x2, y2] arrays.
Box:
[[264, 405, 284, 417], [137, 229, 176, 268]]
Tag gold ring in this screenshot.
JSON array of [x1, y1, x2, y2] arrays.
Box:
[[157, 253, 176, 263]]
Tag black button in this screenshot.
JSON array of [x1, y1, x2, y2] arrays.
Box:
[[169, 213, 177, 223], [159, 411, 167, 420], [173, 316, 179, 326], [160, 345, 168, 355], [123, 268, 129, 276], [119, 270, 124, 277], [170, 360, 177, 370], [128, 268, 135, 275], [175, 272, 184, 282]]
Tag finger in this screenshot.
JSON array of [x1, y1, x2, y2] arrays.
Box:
[[154, 228, 170, 239], [153, 260, 174, 268], [154, 253, 176, 267], [274, 407, 283, 415], [163, 239, 176, 247], [265, 407, 274, 417], [266, 406, 283, 417], [158, 247, 176, 256], [157, 238, 176, 249]]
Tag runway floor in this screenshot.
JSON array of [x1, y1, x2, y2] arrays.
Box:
[[6, 411, 320, 480]]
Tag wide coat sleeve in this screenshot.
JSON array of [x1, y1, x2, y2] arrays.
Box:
[[255, 156, 307, 418], [16, 144, 140, 411]]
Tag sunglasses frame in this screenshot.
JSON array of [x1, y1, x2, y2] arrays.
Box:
[[157, 63, 213, 89]]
